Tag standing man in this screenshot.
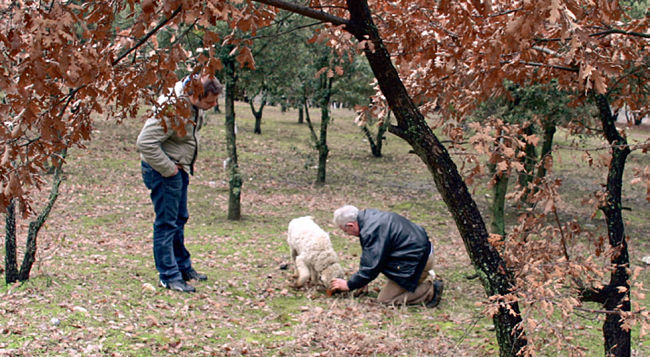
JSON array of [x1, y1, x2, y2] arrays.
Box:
[[330, 205, 443, 307], [137, 74, 223, 292]]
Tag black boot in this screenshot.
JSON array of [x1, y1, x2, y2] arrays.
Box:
[[160, 279, 196, 293], [426, 280, 444, 308], [181, 269, 207, 282]]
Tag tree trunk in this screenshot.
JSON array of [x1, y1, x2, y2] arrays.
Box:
[[345, 2, 527, 355], [224, 58, 242, 221], [18, 151, 65, 281], [5, 199, 18, 284], [316, 77, 332, 185], [361, 125, 380, 157], [5, 149, 66, 283], [595, 94, 631, 357], [362, 111, 391, 157], [488, 165, 509, 237], [250, 89, 267, 134], [535, 122, 556, 181], [303, 92, 330, 186], [298, 105, 304, 124], [316, 105, 330, 185], [375, 111, 390, 157], [304, 98, 317, 143], [488, 133, 508, 237]]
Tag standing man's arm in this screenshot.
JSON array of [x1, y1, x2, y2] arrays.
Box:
[[136, 118, 178, 177]]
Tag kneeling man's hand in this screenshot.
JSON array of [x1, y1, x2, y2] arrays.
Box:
[[330, 278, 349, 292]]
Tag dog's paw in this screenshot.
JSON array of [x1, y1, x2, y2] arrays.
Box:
[[291, 284, 302, 290]]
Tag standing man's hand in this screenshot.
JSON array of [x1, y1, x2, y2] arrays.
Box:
[[330, 278, 349, 292]]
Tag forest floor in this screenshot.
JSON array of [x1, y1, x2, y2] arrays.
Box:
[[1, 101, 648, 356]]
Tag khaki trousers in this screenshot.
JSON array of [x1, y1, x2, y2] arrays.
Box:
[[377, 253, 435, 305]]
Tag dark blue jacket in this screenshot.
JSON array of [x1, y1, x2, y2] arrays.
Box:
[[347, 209, 432, 292]]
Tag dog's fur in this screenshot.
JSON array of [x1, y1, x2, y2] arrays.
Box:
[[287, 216, 344, 289]]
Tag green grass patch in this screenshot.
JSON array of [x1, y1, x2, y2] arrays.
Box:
[[1, 101, 647, 356]]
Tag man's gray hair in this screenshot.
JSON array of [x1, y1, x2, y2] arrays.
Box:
[[333, 205, 359, 228], [200, 76, 223, 98]]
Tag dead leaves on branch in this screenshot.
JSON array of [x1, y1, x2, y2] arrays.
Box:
[[368, 0, 648, 120], [466, 118, 540, 186], [0, 1, 270, 214]]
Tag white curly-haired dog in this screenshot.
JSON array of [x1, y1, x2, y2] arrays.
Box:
[[287, 216, 344, 289]]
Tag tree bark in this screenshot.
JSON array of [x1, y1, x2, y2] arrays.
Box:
[[5, 150, 66, 283], [489, 166, 509, 237], [375, 111, 390, 157], [250, 89, 267, 134], [4, 199, 18, 284], [18, 150, 65, 281], [361, 125, 380, 157], [303, 86, 331, 186], [316, 106, 329, 185], [345, 2, 527, 355], [535, 123, 556, 181], [303, 98, 317, 143], [362, 111, 391, 157], [316, 77, 332, 185], [224, 58, 242, 221], [488, 131, 508, 237], [595, 94, 631, 357], [298, 105, 304, 124]]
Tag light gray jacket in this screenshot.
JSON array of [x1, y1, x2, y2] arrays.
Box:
[[136, 81, 208, 177]]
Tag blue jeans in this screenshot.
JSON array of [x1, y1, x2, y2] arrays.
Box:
[[141, 161, 192, 282]]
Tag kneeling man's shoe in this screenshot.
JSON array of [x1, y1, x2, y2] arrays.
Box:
[[181, 269, 207, 282], [426, 279, 444, 308], [160, 279, 196, 293]]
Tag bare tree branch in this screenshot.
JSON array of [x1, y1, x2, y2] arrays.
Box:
[[247, 21, 322, 41], [531, 46, 562, 57], [591, 28, 650, 39], [501, 60, 579, 73], [535, 27, 650, 43], [111, 5, 182, 66], [251, 0, 355, 30], [488, 7, 524, 17]]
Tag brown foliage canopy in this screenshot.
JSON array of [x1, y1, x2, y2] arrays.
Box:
[[0, 1, 267, 214], [1, 1, 646, 214], [302, 1, 647, 118]]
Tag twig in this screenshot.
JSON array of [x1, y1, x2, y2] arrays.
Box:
[[488, 8, 524, 17], [591, 28, 650, 39], [554, 141, 644, 152], [169, 19, 199, 47], [534, 27, 650, 43], [574, 306, 641, 316], [531, 46, 562, 57], [501, 60, 579, 73], [453, 313, 484, 350], [552, 207, 570, 261]]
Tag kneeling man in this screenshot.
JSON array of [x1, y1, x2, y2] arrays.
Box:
[[330, 205, 443, 307]]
